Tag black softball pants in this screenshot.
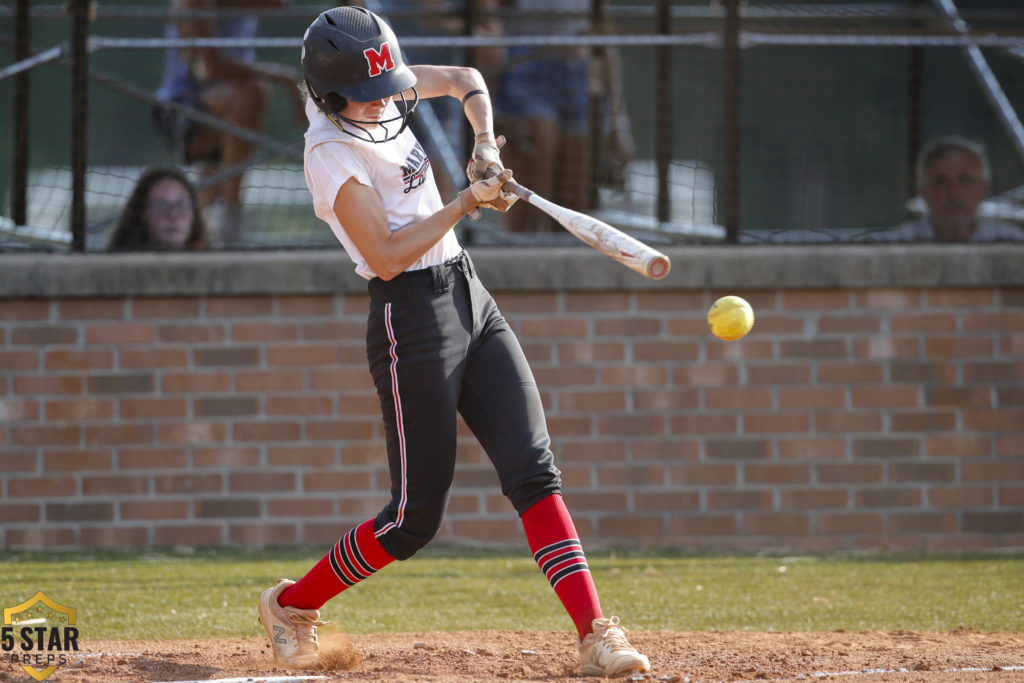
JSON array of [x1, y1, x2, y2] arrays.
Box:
[[365, 251, 562, 561]]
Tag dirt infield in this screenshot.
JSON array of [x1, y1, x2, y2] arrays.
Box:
[[9, 629, 1024, 682]]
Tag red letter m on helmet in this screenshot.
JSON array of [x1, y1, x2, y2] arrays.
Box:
[[364, 43, 395, 77]]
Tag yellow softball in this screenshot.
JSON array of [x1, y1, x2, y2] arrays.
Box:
[[707, 295, 755, 341]]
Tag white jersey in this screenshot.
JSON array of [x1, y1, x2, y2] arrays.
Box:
[[303, 98, 462, 280]]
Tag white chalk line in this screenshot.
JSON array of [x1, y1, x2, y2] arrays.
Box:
[[794, 664, 1024, 679]]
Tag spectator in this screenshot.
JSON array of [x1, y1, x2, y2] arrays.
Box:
[[870, 136, 1023, 243], [153, 0, 305, 245], [107, 167, 209, 251], [474, 0, 634, 232]]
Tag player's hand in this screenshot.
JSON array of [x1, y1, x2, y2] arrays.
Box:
[[466, 133, 518, 212], [464, 169, 514, 219]]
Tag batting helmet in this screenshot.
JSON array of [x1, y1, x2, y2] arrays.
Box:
[[302, 6, 418, 141]]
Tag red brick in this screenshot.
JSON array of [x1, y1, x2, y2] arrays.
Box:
[[0, 503, 42, 523], [596, 465, 666, 487], [0, 350, 39, 371], [779, 437, 846, 460], [122, 397, 188, 420], [889, 411, 958, 433], [747, 314, 805, 335], [85, 323, 155, 345], [778, 387, 846, 410], [11, 326, 77, 345], [593, 316, 663, 337], [491, 292, 557, 314], [87, 373, 154, 395], [267, 395, 334, 416], [131, 297, 200, 318], [302, 471, 373, 492], [0, 452, 39, 472], [925, 433, 992, 457], [853, 436, 920, 458], [119, 448, 188, 469], [194, 397, 259, 418], [310, 369, 376, 391], [816, 412, 882, 433], [598, 414, 665, 437], [598, 515, 665, 537], [6, 527, 76, 547], [155, 473, 223, 494], [0, 300, 50, 320], [670, 463, 737, 486], [890, 361, 958, 384], [962, 461, 1024, 483], [856, 289, 923, 309], [634, 341, 699, 361], [748, 364, 813, 385], [999, 486, 1024, 506], [818, 362, 885, 384], [236, 370, 305, 392], [230, 472, 294, 492], [706, 388, 773, 411], [80, 527, 150, 547], [47, 501, 113, 521], [892, 512, 957, 534], [742, 513, 811, 535], [779, 488, 848, 509], [925, 387, 991, 408], [82, 475, 151, 495], [925, 337, 994, 358], [852, 337, 920, 359], [162, 372, 232, 393], [666, 315, 713, 336], [229, 524, 299, 545], [194, 347, 260, 367], [0, 399, 40, 421], [337, 394, 380, 416], [206, 296, 273, 317], [997, 387, 1024, 406], [307, 420, 376, 441], [818, 314, 881, 334], [782, 290, 848, 310], [337, 496, 389, 518], [158, 422, 227, 444], [84, 424, 155, 445], [670, 515, 737, 535], [560, 390, 627, 413], [195, 447, 263, 468], [42, 350, 112, 372], [44, 450, 113, 471], [817, 463, 884, 484], [13, 376, 83, 399], [558, 441, 628, 462], [997, 434, 1024, 457], [780, 339, 847, 359], [963, 409, 1024, 431], [963, 361, 1024, 383], [818, 513, 884, 534], [277, 295, 336, 316], [519, 342, 553, 363], [890, 314, 958, 333], [267, 498, 338, 517], [7, 475, 74, 497], [928, 487, 994, 508], [963, 511, 1024, 533], [744, 412, 811, 434], [563, 491, 631, 511], [890, 462, 955, 483], [120, 348, 189, 369], [851, 386, 920, 408], [674, 364, 740, 387], [856, 488, 921, 508], [564, 292, 633, 312], [707, 490, 773, 510], [706, 339, 774, 361], [558, 341, 626, 362], [547, 416, 591, 437], [636, 291, 705, 312], [633, 388, 698, 412], [11, 425, 79, 446], [153, 525, 223, 546], [303, 321, 366, 340], [159, 323, 227, 343], [58, 299, 124, 319], [267, 445, 336, 467], [963, 311, 1024, 333], [267, 345, 337, 366], [599, 365, 668, 387], [670, 414, 738, 435], [449, 518, 522, 542], [521, 317, 588, 338], [928, 288, 994, 307], [744, 463, 811, 484]]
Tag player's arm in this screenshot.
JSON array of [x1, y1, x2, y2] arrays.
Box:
[[333, 170, 512, 281], [405, 65, 493, 138]]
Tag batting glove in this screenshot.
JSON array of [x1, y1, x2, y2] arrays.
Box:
[[466, 133, 518, 213]]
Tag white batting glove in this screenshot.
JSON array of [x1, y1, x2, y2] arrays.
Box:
[[461, 169, 514, 220], [465, 133, 518, 212]]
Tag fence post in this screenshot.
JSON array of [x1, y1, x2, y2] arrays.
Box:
[[722, 0, 741, 243], [12, 0, 30, 227], [70, 0, 89, 251], [654, 0, 671, 224]]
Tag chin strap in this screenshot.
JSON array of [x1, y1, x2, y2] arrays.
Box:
[[323, 88, 419, 144]]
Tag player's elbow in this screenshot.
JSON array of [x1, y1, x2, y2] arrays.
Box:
[[366, 255, 404, 282]]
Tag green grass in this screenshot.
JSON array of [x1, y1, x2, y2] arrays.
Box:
[[1, 546, 1022, 639]]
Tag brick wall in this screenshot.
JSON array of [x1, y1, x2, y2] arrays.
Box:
[[1, 246, 1022, 550]]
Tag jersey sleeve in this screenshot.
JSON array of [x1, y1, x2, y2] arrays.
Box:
[[306, 141, 374, 211]]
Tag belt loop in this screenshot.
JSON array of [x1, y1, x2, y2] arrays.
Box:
[[460, 251, 475, 279], [430, 265, 451, 293]]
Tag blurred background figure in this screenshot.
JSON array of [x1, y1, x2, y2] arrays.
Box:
[[473, 0, 634, 233], [153, 0, 305, 246], [107, 167, 209, 251], [875, 136, 1024, 243]]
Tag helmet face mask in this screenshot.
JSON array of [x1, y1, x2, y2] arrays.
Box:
[[301, 6, 418, 143]]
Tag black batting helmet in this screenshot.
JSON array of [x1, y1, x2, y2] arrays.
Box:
[[302, 7, 418, 140]]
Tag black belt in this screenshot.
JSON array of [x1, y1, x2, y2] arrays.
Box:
[[368, 250, 475, 301]]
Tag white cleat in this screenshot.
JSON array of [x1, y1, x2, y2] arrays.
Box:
[[257, 579, 325, 668], [579, 616, 651, 676]]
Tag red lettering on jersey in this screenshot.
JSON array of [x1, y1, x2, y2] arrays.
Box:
[[364, 43, 395, 77]]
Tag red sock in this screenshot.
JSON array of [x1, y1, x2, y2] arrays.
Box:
[[278, 518, 395, 610], [521, 493, 603, 639]]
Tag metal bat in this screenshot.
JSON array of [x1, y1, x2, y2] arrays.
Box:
[[503, 181, 671, 281]]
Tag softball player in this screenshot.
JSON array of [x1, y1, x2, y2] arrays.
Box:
[[257, 7, 650, 677]]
